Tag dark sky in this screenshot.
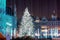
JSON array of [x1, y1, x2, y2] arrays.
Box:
[[7, 0, 60, 19]]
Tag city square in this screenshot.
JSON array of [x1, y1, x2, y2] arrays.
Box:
[[0, 0, 60, 40]]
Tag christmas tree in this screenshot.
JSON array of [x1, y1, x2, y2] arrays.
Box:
[[19, 7, 34, 37]]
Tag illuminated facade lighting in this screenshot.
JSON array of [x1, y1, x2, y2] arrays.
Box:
[[6, 22, 12, 26]]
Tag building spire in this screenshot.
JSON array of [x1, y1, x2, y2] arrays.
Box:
[[14, 0, 17, 17]]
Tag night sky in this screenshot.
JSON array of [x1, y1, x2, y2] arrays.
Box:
[[7, 0, 60, 19]]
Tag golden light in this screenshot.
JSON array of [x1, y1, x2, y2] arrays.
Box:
[[41, 26, 48, 28], [41, 29, 48, 32], [35, 19, 40, 23]]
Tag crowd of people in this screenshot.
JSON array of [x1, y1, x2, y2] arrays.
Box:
[[11, 36, 52, 40]]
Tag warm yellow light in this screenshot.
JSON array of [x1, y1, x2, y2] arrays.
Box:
[[41, 26, 48, 28], [35, 20, 40, 23], [41, 29, 48, 32]]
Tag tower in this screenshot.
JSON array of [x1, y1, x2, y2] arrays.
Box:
[[0, 0, 6, 35]]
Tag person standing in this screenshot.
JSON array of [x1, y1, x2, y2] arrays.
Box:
[[6, 33, 10, 40]]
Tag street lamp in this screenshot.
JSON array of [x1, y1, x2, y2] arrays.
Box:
[[6, 22, 13, 39], [35, 28, 40, 39]]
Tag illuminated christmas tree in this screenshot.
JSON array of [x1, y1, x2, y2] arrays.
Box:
[[19, 7, 34, 37]]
